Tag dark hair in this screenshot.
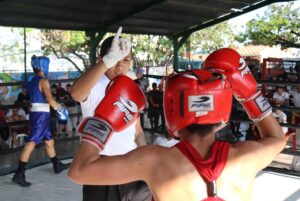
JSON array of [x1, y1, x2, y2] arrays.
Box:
[[51, 84, 58, 89], [134, 79, 141, 85], [99, 36, 114, 58], [276, 85, 284, 89], [183, 123, 222, 137], [14, 100, 21, 108], [33, 67, 41, 74]]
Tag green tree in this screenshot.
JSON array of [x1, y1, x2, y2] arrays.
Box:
[[0, 28, 24, 64], [129, 22, 235, 72], [237, 2, 300, 49], [40, 31, 174, 73], [129, 35, 173, 68], [39, 22, 235, 74], [41, 30, 89, 73], [189, 22, 236, 54]]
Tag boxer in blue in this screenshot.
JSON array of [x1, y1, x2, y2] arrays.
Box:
[[12, 55, 70, 187]]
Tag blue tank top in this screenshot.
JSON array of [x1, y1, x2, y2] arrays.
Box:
[[27, 76, 47, 104]]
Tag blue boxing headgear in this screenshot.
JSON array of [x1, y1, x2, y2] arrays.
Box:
[[31, 55, 50, 76]]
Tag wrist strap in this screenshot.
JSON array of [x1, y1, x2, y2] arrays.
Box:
[[55, 103, 61, 111], [241, 91, 272, 122], [78, 117, 113, 151]]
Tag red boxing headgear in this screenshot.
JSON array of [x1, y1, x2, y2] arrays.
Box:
[[164, 70, 233, 138]]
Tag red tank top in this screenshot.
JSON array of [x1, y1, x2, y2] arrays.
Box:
[[151, 141, 230, 201]]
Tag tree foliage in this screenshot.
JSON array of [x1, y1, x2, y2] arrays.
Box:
[[129, 35, 173, 68], [236, 2, 300, 49], [38, 21, 235, 73], [41, 30, 89, 73], [0, 28, 24, 64], [190, 22, 235, 53]]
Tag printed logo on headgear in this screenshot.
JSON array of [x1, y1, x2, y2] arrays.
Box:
[[113, 96, 138, 123], [188, 95, 214, 112]]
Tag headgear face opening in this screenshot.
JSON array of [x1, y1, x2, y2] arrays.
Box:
[[164, 70, 233, 138], [31, 56, 50, 76]]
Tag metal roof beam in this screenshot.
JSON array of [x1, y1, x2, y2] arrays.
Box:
[[122, 19, 184, 30], [95, 0, 167, 32], [108, 25, 170, 36], [174, 0, 292, 37], [0, 18, 94, 31], [167, 0, 229, 13], [0, 11, 97, 26], [0, 2, 94, 19]]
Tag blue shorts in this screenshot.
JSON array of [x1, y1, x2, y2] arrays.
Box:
[[27, 112, 52, 144]]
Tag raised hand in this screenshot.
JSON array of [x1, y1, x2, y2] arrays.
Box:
[[102, 27, 132, 68]]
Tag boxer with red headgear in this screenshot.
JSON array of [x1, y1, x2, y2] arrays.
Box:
[[69, 51, 286, 201]]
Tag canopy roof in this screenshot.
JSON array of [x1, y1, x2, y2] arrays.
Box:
[[0, 0, 292, 36]]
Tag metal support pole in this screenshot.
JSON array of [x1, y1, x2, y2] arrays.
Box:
[[173, 37, 179, 72], [23, 28, 27, 82], [86, 31, 105, 67]]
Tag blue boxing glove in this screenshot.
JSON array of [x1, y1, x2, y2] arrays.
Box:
[[55, 104, 69, 121]]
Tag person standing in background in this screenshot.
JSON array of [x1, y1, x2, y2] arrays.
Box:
[[11, 55, 69, 187]]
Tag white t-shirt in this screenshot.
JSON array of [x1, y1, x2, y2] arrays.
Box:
[[153, 135, 179, 148], [6, 108, 28, 120], [80, 75, 137, 156], [289, 90, 300, 108], [272, 91, 289, 103]]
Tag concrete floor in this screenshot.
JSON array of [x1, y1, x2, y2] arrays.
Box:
[[0, 116, 299, 201], [0, 138, 79, 176], [0, 158, 299, 201]]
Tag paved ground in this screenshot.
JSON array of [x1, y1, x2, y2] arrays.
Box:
[[0, 159, 299, 201], [0, 117, 299, 201]]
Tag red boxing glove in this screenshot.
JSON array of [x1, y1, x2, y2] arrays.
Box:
[[203, 48, 272, 122], [78, 75, 146, 151]]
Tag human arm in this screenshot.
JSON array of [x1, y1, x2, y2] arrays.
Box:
[[203, 48, 286, 171], [6, 115, 13, 123], [70, 75, 149, 184], [77, 75, 146, 151], [40, 79, 69, 120], [68, 142, 154, 185], [40, 79, 59, 109], [70, 62, 108, 102], [283, 92, 290, 105], [244, 114, 286, 170], [71, 27, 131, 102], [135, 117, 147, 146]]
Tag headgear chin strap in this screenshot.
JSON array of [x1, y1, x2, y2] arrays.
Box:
[[31, 55, 50, 76], [164, 70, 233, 138]]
